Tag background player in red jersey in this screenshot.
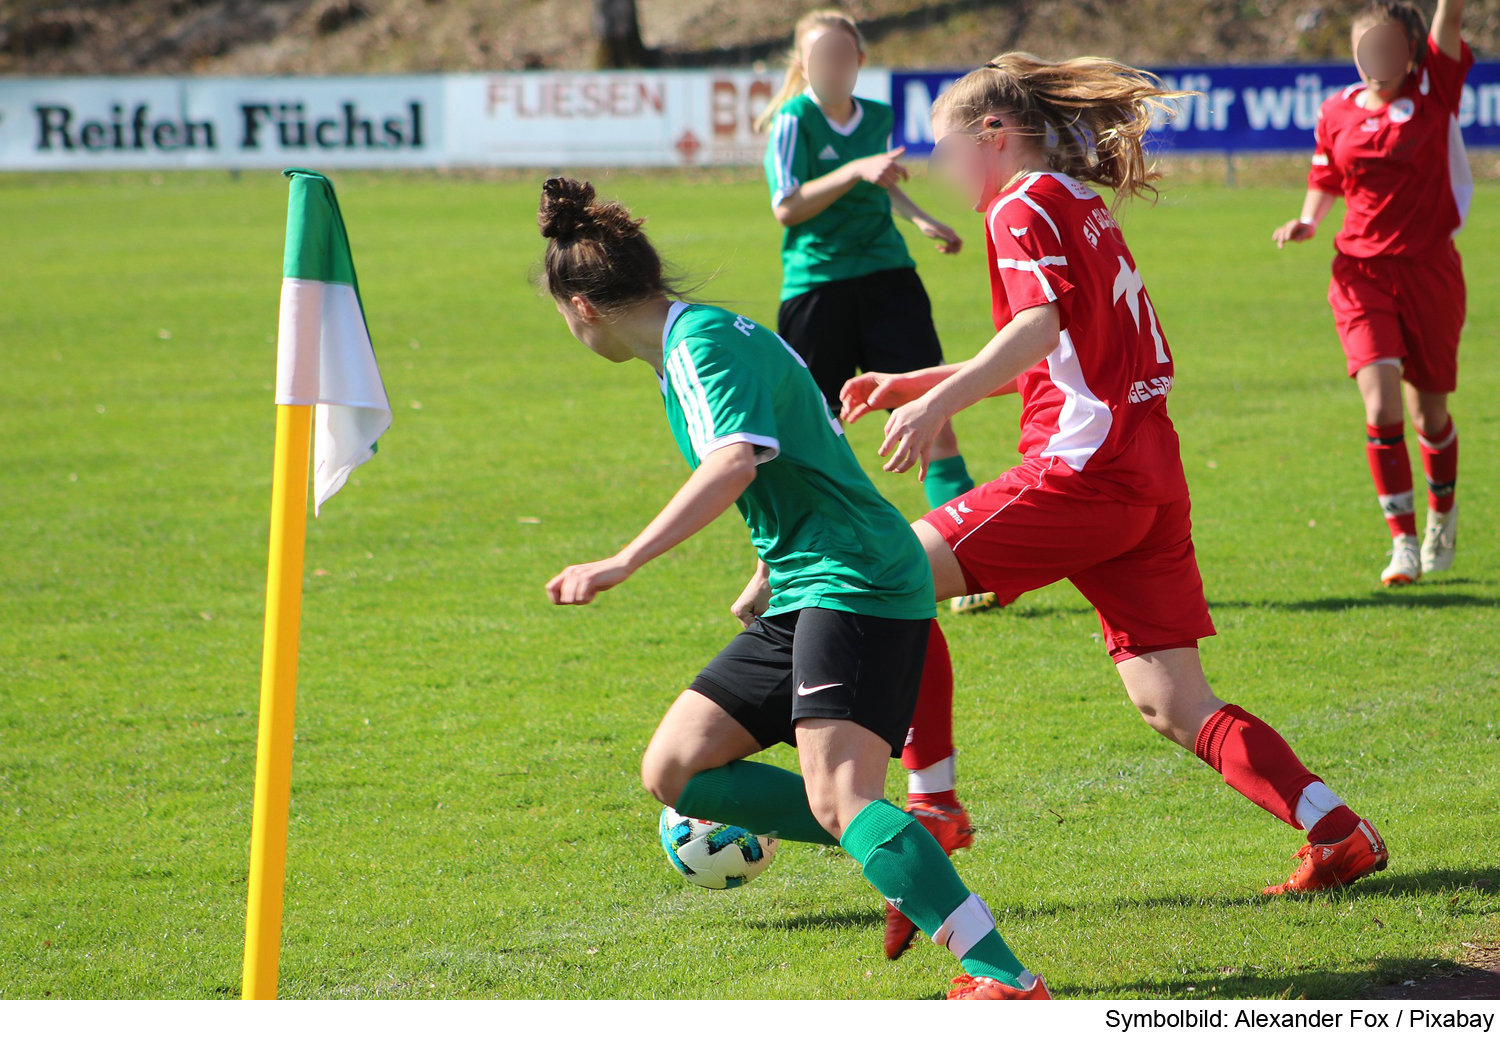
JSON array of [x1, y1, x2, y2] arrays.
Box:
[[841, 56, 1390, 944], [1274, 1, 1472, 585]]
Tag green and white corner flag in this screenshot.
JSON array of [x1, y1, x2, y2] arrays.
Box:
[[275, 168, 392, 515]]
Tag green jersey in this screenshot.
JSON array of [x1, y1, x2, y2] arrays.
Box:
[[764, 92, 916, 302], [658, 302, 934, 622]]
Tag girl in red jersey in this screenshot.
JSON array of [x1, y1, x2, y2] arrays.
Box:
[[840, 55, 1390, 930], [1275, 1, 1472, 585]]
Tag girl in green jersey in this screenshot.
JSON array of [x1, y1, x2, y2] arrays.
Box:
[[537, 177, 1046, 1000]]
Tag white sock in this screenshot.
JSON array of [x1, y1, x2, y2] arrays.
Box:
[[933, 892, 996, 958], [907, 755, 956, 796], [1294, 781, 1346, 832]]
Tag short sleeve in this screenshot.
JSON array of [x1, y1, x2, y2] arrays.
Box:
[[1423, 33, 1475, 116], [664, 337, 781, 464], [987, 196, 1075, 326], [1308, 104, 1344, 195], [764, 111, 809, 209]]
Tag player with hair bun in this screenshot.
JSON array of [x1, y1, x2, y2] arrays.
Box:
[[1275, 0, 1473, 585], [537, 176, 1048, 1000], [841, 55, 1390, 937]]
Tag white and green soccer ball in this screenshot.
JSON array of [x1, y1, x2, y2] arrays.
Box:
[[658, 807, 779, 890]]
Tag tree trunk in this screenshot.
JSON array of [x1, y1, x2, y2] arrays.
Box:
[[592, 0, 650, 68]]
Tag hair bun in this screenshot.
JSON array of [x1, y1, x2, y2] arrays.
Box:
[[539, 177, 598, 240]]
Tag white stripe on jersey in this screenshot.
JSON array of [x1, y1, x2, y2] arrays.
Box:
[[770, 114, 801, 206], [993, 172, 1063, 242], [665, 341, 716, 458], [1447, 113, 1473, 237], [1038, 328, 1114, 471], [993, 256, 1068, 303]]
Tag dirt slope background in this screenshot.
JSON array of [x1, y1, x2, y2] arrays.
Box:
[[2, 0, 1498, 77]]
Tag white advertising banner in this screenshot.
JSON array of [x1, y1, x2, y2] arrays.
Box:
[[444, 67, 889, 167], [0, 69, 890, 170], [0, 75, 446, 170]]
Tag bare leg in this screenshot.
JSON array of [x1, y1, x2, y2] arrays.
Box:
[[640, 689, 761, 807], [793, 718, 892, 839], [913, 519, 968, 603], [1114, 647, 1225, 750]]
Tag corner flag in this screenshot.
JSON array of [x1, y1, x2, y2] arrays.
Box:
[[276, 168, 392, 514], [242, 170, 389, 1000]]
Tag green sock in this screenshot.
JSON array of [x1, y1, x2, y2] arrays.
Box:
[[923, 454, 975, 510], [840, 799, 1028, 987], [676, 761, 838, 846]]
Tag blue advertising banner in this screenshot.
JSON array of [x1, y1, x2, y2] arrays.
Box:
[[890, 62, 1500, 155]]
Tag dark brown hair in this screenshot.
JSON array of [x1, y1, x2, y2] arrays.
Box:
[[1353, 2, 1429, 65], [932, 52, 1188, 208], [538, 177, 682, 314]]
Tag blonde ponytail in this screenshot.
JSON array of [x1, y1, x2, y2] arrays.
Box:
[[753, 9, 866, 133], [933, 52, 1191, 208]]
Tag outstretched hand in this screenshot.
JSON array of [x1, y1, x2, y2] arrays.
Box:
[[840, 371, 925, 424], [546, 555, 633, 605], [1273, 218, 1316, 248], [878, 398, 946, 479]]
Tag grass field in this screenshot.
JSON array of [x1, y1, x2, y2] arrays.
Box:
[[1, 165, 1497, 1000]]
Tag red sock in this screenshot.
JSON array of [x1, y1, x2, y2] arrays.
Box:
[[1368, 419, 1410, 536], [1194, 705, 1319, 829], [1418, 417, 1458, 514], [902, 622, 955, 778], [1308, 805, 1361, 845], [1366, 422, 1416, 537]]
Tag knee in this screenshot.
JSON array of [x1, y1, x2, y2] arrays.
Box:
[[1129, 689, 1222, 747], [1411, 409, 1449, 441], [801, 782, 847, 842], [639, 745, 688, 808]]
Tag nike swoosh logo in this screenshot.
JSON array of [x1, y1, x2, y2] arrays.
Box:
[[796, 681, 843, 697]]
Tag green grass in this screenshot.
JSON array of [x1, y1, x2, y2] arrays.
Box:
[[0, 166, 1496, 1000]]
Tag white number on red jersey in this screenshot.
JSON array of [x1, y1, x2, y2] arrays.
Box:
[[1111, 257, 1170, 364]]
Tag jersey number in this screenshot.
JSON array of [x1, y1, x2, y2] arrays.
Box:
[[1111, 257, 1170, 364]]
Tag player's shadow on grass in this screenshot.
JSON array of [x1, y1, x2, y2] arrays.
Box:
[[1245, 589, 1498, 612], [751, 867, 1495, 937], [1043, 954, 1467, 1000]]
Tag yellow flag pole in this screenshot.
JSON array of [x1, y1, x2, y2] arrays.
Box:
[[241, 401, 313, 999]]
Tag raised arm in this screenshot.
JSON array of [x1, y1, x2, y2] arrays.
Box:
[[547, 443, 759, 605], [1433, 0, 1464, 61]]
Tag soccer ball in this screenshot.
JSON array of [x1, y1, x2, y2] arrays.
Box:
[[658, 807, 779, 890]]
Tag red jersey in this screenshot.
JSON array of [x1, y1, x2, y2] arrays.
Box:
[[984, 172, 1187, 507], [1309, 34, 1474, 260]]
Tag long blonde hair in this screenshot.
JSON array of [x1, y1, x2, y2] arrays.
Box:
[[753, 9, 865, 133], [932, 53, 1189, 207]]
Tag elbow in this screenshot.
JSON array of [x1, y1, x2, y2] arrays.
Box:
[[772, 204, 797, 227]]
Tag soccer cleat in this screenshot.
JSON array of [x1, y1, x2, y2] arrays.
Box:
[[950, 592, 998, 614], [948, 973, 1051, 1000], [1420, 506, 1457, 574], [1380, 534, 1422, 586], [884, 799, 975, 960], [1262, 817, 1389, 895]]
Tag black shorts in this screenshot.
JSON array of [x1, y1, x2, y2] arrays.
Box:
[[777, 267, 945, 412], [689, 607, 931, 757]]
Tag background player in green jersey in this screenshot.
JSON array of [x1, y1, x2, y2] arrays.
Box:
[[757, 11, 992, 618], [536, 176, 1047, 1000], [758, 12, 985, 937]]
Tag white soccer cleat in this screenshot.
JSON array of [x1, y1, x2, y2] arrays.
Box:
[[1380, 534, 1422, 587], [1420, 506, 1457, 575]]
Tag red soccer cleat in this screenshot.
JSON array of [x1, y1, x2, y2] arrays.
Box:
[[1263, 817, 1390, 895], [948, 973, 1051, 1000], [883, 798, 975, 960]]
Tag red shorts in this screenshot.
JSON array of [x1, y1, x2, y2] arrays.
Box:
[[922, 460, 1216, 661], [1328, 246, 1465, 394]]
